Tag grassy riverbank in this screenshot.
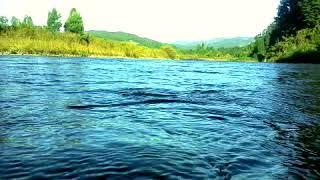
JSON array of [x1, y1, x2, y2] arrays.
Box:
[[0, 27, 256, 62], [0, 28, 172, 59]]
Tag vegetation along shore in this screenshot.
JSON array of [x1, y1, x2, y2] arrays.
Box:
[[0, 0, 319, 63]]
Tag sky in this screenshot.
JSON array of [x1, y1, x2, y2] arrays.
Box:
[[0, 0, 280, 43]]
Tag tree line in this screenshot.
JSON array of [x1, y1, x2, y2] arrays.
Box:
[[0, 8, 84, 34]]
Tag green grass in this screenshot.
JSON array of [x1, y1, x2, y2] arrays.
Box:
[[0, 27, 175, 59]]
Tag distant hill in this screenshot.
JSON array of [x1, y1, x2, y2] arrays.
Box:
[[173, 37, 254, 49], [87, 31, 253, 50], [88, 30, 164, 48]]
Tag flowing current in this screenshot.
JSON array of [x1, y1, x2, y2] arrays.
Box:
[[0, 56, 320, 179]]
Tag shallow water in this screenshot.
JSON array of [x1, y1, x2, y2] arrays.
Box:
[[0, 56, 320, 179]]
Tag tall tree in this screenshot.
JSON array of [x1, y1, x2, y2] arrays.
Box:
[[64, 8, 84, 34], [47, 8, 62, 32], [11, 16, 21, 28], [269, 0, 320, 45], [22, 15, 34, 27], [299, 0, 320, 27], [0, 16, 9, 31], [274, 0, 302, 41]]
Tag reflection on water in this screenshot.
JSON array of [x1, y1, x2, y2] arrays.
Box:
[[0, 56, 319, 179]]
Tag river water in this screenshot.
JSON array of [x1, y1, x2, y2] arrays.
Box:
[[0, 56, 319, 179]]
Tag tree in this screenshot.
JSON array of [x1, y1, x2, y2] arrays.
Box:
[[251, 34, 267, 61], [0, 16, 9, 31], [268, 0, 320, 46], [274, 0, 302, 41], [64, 8, 84, 34], [11, 16, 21, 28], [161, 45, 177, 59], [196, 42, 206, 51], [47, 8, 62, 32], [22, 15, 34, 27], [299, 0, 320, 28]]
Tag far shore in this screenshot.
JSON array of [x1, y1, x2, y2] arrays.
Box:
[[0, 52, 258, 63]]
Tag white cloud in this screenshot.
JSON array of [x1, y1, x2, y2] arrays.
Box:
[[0, 0, 280, 42]]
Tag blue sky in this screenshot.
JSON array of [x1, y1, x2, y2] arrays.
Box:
[[0, 0, 280, 42]]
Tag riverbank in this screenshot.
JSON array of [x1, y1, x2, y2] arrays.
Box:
[[0, 52, 258, 63], [0, 28, 174, 59], [0, 28, 255, 62]]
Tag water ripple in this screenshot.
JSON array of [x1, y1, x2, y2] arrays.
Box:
[[0, 56, 320, 179]]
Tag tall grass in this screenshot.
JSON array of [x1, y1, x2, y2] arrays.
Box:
[[0, 27, 173, 59]]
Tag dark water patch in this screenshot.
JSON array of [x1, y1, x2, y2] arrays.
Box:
[[207, 115, 227, 121], [66, 104, 105, 109], [188, 70, 221, 74], [191, 89, 220, 94], [66, 99, 201, 110], [120, 89, 178, 98]]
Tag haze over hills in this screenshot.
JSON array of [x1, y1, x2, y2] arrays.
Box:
[[173, 37, 254, 49]]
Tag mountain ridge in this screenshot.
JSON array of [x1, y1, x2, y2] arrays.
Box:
[[173, 37, 254, 49]]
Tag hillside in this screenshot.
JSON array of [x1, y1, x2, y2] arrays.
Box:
[[88, 30, 164, 48], [173, 37, 254, 49]]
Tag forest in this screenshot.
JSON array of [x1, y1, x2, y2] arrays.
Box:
[[251, 0, 320, 63], [0, 0, 319, 63]]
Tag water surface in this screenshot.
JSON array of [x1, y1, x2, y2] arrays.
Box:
[[0, 56, 320, 179]]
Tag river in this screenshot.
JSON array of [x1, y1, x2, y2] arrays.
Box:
[[0, 56, 319, 179]]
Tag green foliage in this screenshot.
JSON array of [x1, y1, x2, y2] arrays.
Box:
[[22, 15, 34, 28], [251, 0, 320, 63], [196, 42, 206, 51], [0, 26, 169, 59], [88, 31, 165, 48], [181, 45, 254, 61], [251, 36, 267, 61], [161, 45, 177, 59], [80, 33, 90, 45], [276, 0, 302, 39], [0, 16, 9, 31], [47, 8, 62, 32], [269, 25, 320, 62], [64, 8, 84, 34], [250, 24, 276, 61], [10, 16, 21, 28], [300, 0, 320, 28], [263, 0, 317, 46]]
